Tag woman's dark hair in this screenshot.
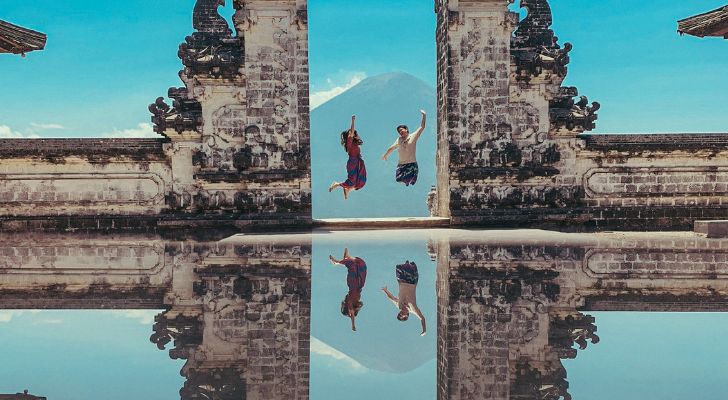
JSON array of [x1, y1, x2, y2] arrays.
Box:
[[341, 130, 363, 150], [341, 295, 364, 316], [396, 125, 408, 133]]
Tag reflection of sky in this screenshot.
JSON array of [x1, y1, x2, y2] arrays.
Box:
[[0, 310, 184, 399], [5, 239, 728, 399], [564, 312, 728, 400], [310, 239, 436, 398]]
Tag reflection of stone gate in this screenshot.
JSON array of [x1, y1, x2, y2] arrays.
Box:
[[0, 233, 312, 400], [1, 0, 727, 231], [432, 232, 728, 400], [3, 231, 728, 399]]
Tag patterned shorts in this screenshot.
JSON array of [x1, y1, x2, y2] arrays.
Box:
[[395, 162, 418, 186], [396, 261, 419, 285]]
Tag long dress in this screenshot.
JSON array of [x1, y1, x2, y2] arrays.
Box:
[[342, 257, 367, 306], [340, 136, 367, 190]]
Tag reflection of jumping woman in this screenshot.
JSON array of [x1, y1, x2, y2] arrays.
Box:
[[329, 115, 367, 200], [381, 260, 426, 336], [329, 248, 367, 331]]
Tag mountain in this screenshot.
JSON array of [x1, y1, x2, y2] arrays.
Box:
[[311, 72, 437, 218]]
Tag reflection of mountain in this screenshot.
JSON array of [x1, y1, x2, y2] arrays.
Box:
[[311, 72, 437, 218], [311, 245, 436, 374]]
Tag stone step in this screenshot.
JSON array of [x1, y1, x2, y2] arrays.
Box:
[[694, 220, 728, 238], [313, 217, 451, 230]]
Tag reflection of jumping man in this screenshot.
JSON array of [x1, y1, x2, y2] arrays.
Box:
[[329, 248, 367, 331], [382, 110, 426, 186], [381, 260, 426, 336]]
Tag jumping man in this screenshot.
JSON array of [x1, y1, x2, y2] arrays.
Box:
[[381, 110, 426, 186]]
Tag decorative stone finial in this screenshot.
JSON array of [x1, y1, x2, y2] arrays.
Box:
[[512, 0, 572, 81]]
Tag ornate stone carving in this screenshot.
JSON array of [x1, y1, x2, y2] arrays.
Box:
[[150, 311, 203, 360], [512, 362, 572, 400], [512, 0, 572, 82], [149, 88, 203, 136], [550, 87, 600, 134], [180, 368, 245, 400], [179, 0, 244, 80], [549, 312, 600, 359]]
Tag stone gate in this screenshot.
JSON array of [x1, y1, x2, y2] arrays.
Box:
[[0, 0, 726, 231], [435, 0, 728, 229]]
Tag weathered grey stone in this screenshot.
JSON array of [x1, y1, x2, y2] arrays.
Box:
[[695, 220, 728, 238]]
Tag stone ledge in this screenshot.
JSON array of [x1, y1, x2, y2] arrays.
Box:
[[580, 133, 728, 151], [695, 220, 728, 238], [314, 217, 450, 229], [0, 138, 168, 160]]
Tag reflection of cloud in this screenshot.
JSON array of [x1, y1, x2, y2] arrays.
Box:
[[310, 73, 366, 110], [106, 310, 158, 325], [0, 310, 41, 323], [310, 336, 366, 372], [103, 123, 158, 138], [32, 319, 64, 325]]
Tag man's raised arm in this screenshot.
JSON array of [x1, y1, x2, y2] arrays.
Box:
[[411, 110, 426, 140]]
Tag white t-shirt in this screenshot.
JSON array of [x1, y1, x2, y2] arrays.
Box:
[[392, 127, 424, 165]]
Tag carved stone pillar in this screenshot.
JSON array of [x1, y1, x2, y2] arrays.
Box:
[[150, 0, 311, 228], [435, 0, 598, 225]]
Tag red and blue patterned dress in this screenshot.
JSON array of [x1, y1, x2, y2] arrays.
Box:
[[341, 257, 367, 303], [340, 136, 367, 190]]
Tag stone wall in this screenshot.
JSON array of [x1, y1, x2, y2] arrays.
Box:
[[577, 134, 728, 229], [0, 139, 171, 226]]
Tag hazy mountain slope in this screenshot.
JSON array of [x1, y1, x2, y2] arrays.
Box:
[[311, 72, 437, 218]]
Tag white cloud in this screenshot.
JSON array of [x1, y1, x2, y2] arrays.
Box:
[[310, 72, 366, 110], [310, 336, 366, 372], [103, 123, 158, 138], [29, 123, 65, 130], [0, 125, 39, 138]]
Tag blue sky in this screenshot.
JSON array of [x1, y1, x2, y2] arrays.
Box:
[[1, 0, 727, 138], [0, 310, 183, 399], [565, 312, 728, 400]]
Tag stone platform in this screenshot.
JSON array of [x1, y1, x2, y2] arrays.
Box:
[[313, 217, 450, 230]]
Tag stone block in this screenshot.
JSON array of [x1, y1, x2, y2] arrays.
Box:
[[695, 220, 728, 238]]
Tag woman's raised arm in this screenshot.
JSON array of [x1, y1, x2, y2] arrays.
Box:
[[348, 115, 356, 137]]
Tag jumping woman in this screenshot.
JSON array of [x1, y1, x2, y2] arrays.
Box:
[[329, 115, 367, 199]]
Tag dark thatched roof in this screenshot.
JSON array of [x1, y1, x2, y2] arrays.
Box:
[[678, 5, 728, 38], [0, 19, 47, 55]]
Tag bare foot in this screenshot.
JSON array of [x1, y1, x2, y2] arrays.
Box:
[[328, 182, 337, 192], [343, 188, 350, 200]]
